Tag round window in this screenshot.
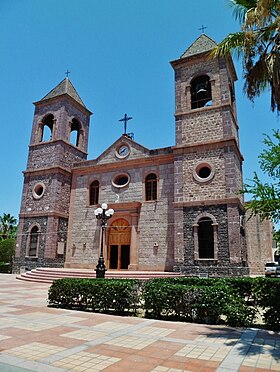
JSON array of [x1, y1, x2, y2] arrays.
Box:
[[193, 163, 214, 183], [198, 166, 211, 179], [32, 183, 46, 199], [112, 174, 130, 188]]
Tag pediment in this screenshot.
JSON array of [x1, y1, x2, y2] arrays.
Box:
[[95, 135, 151, 165]]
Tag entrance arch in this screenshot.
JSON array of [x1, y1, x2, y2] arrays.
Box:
[[108, 218, 131, 270]]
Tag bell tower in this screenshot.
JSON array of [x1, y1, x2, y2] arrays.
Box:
[[171, 34, 248, 276], [15, 78, 92, 272]]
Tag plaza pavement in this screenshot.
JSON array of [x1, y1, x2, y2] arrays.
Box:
[[0, 275, 279, 372]]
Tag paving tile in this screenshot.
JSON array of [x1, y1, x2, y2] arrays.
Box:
[[61, 328, 107, 341], [105, 334, 156, 349], [1, 275, 280, 371], [91, 321, 134, 332], [133, 325, 175, 337], [52, 351, 120, 371]]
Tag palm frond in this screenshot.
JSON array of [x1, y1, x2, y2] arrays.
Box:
[[229, 0, 257, 23], [211, 32, 246, 58]]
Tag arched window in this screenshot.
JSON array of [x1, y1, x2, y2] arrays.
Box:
[[70, 118, 81, 147], [29, 226, 39, 257], [191, 75, 212, 109], [89, 180, 99, 205], [145, 173, 157, 201], [198, 217, 214, 258], [40, 114, 54, 142]]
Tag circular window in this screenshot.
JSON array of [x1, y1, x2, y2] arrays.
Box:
[[198, 166, 211, 179], [32, 183, 46, 199], [112, 173, 130, 188], [193, 163, 214, 183]]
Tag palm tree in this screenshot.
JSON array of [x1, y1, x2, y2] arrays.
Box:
[[211, 0, 280, 113], [0, 213, 17, 240]]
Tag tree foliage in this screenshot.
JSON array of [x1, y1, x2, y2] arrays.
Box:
[[212, 0, 280, 113], [0, 213, 17, 240], [242, 130, 280, 241], [0, 238, 15, 264]]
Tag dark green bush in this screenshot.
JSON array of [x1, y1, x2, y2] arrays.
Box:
[[48, 278, 140, 315], [0, 262, 10, 273], [142, 279, 254, 327], [253, 277, 280, 330], [47, 276, 280, 329], [0, 238, 15, 263]]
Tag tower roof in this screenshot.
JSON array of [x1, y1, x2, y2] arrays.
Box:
[[180, 34, 217, 59], [39, 78, 86, 108]]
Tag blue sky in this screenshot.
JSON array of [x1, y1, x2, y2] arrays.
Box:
[[0, 0, 278, 220]]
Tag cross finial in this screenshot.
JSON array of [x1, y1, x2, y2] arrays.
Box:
[[119, 113, 132, 135], [65, 69, 71, 78], [199, 25, 207, 34]]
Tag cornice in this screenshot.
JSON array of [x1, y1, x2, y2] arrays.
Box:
[[33, 93, 92, 115], [107, 201, 142, 212], [29, 139, 88, 156], [173, 197, 244, 209], [72, 153, 174, 175], [175, 103, 234, 118], [23, 166, 72, 177], [19, 210, 69, 219], [172, 137, 244, 162]]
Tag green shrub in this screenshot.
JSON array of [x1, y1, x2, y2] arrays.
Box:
[[142, 279, 254, 326], [253, 277, 280, 330], [48, 276, 280, 329], [48, 278, 140, 315], [0, 262, 10, 273], [0, 238, 15, 263]]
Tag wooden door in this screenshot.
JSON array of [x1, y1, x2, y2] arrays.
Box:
[[108, 219, 131, 270]]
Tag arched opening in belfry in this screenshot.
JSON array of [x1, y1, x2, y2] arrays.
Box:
[[41, 114, 54, 142], [70, 118, 81, 147], [191, 75, 212, 109]]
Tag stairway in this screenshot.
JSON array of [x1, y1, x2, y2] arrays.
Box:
[[16, 267, 182, 284]]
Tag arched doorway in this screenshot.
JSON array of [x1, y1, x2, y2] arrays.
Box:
[[108, 219, 131, 270]]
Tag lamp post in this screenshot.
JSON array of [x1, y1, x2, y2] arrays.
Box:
[[94, 203, 114, 278]]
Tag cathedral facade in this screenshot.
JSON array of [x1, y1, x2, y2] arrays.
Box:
[[15, 35, 272, 277]]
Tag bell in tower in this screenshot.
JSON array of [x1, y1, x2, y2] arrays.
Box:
[[191, 75, 212, 109]]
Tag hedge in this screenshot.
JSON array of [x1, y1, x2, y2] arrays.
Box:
[[48, 276, 280, 329], [142, 279, 255, 327], [48, 278, 140, 315], [0, 262, 11, 273]]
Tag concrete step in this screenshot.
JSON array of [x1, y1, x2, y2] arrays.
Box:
[[16, 267, 182, 284]]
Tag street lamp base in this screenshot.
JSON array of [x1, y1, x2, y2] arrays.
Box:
[[95, 259, 107, 278]]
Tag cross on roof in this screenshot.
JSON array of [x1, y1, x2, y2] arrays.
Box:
[[65, 69, 71, 78], [119, 113, 132, 135], [199, 24, 207, 34]]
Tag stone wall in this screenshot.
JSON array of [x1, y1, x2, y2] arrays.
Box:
[[14, 216, 66, 272], [31, 98, 90, 153], [175, 204, 248, 277], [173, 55, 239, 147], [65, 158, 174, 270], [20, 173, 72, 215], [246, 213, 273, 275], [182, 148, 226, 201], [27, 141, 87, 171]]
